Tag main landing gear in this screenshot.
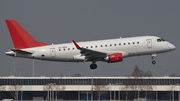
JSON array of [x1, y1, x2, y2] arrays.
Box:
[[151, 54, 157, 65], [90, 61, 97, 70]]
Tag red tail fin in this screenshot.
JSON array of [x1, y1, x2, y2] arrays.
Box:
[[5, 19, 48, 49]]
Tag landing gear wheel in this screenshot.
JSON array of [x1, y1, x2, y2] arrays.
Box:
[[90, 64, 97, 70], [152, 60, 156, 65], [151, 54, 157, 65]]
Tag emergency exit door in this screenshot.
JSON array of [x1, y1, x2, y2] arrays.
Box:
[[147, 39, 152, 49]]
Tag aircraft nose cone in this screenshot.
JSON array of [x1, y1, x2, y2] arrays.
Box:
[[169, 44, 176, 50]]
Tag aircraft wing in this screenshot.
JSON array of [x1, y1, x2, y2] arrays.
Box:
[[72, 40, 107, 61]]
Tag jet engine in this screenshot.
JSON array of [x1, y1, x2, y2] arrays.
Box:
[[104, 53, 123, 63]]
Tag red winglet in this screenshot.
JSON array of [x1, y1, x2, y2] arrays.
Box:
[[72, 40, 81, 49]]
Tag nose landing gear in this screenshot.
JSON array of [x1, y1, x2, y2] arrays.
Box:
[[152, 60, 156, 64], [151, 54, 157, 65]]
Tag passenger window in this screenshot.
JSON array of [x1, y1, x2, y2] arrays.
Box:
[[95, 46, 97, 48], [86, 46, 88, 49], [110, 44, 112, 46], [105, 45, 107, 47], [114, 44, 116, 46], [59, 49, 61, 51], [101, 45, 103, 47], [128, 42, 130, 45], [68, 48, 70, 50], [137, 42, 139, 44], [119, 43, 121, 46], [124, 43, 126, 45], [91, 46, 93, 48], [63, 49, 66, 51], [133, 42, 135, 44], [72, 48, 75, 50]]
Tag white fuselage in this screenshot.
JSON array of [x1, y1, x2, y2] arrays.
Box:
[[8, 36, 175, 63]]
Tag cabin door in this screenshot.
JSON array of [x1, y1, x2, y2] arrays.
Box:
[[147, 39, 152, 48], [50, 48, 56, 57]]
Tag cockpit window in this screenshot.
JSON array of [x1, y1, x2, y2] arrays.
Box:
[[157, 38, 166, 42], [157, 39, 161, 42], [161, 38, 166, 41]]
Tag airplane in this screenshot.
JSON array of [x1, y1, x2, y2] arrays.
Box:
[[5, 19, 176, 70]]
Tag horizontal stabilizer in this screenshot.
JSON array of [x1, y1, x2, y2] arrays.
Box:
[[11, 49, 33, 54], [6, 49, 33, 56]]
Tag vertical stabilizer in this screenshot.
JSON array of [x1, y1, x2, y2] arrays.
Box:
[[6, 19, 48, 49]]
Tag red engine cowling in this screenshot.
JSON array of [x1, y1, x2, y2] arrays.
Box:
[[104, 53, 123, 63]]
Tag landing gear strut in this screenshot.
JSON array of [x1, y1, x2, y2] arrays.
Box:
[[90, 62, 97, 70], [151, 55, 156, 65]]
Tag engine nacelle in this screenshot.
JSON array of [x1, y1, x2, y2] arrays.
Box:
[[104, 53, 123, 63]]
